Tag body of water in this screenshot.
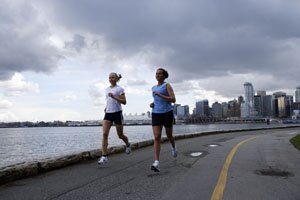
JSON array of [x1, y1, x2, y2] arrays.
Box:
[[0, 123, 291, 168]]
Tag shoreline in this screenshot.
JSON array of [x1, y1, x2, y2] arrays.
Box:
[[1, 125, 299, 185], [1, 120, 297, 128]]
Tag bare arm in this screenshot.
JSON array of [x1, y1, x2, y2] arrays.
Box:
[[109, 93, 127, 105], [150, 102, 154, 108]]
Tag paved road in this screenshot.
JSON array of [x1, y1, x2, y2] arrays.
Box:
[[0, 127, 299, 200]]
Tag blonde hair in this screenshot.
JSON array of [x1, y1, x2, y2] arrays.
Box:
[[110, 72, 122, 81]]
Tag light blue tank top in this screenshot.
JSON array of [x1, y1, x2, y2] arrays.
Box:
[[152, 83, 173, 113]]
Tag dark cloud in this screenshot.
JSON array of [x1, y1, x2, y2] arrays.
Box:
[[64, 34, 86, 52], [35, 0, 300, 86], [0, 1, 62, 80], [3, 0, 300, 91]]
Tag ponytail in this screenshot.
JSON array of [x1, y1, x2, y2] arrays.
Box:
[[117, 74, 122, 81]]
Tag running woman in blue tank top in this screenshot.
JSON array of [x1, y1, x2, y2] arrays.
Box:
[[150, 68, 177, 172]]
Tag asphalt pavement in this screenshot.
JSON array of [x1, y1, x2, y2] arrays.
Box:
[[0, 127, 299, 200]]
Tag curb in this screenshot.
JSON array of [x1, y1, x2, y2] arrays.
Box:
[[0, 125, 299, 185]]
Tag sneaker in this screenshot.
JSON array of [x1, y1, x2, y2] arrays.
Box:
[[172, 147, 178, 158], [125, 143, 131, 154], [151, 160, 160, 172], [98, 156, 108, 165]]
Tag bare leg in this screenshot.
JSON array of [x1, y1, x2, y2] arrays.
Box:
[[152, 126, 163, 161], [115, 124, 129, 146], [165, 127, 175, 148], [102, 120, 112, 155]]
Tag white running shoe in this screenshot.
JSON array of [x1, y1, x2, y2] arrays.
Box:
[[151, 160, 160, 172], [172, 147, 178, 157], [125, 143, 131, 154], [98, 156, 108, 165]]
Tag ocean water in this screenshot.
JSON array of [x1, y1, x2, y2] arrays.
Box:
[[0, 123, 290, 168]]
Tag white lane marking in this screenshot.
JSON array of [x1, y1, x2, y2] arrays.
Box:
[[288, 132, 298, 135]]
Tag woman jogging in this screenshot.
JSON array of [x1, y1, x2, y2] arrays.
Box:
[[98, 72, 131, 165], [150, 68, 177, 172]]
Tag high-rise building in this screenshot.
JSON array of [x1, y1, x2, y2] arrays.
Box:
[[177, 105, 189, 119], [240, 101, 246, 118], [227, 99, 240, 118], [243, 82, 255, 118], [255, 91, 267, 117], [173, 104, 181, 116], [254, 95, 263, 117], [195, 100, 209, 117], [277, 96, 286, 118], [286, 95, 294, 117], [296, 86, 300, 103], [292, 102, 300, 119], [212, 102, 222, 118], [221, 102, 228, 118], [262, 95, 274, 117], [293, 102, 300, 110], [273, 92, 286, 118]]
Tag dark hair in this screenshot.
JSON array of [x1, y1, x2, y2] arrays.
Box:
[[157, 68, 169, 79]]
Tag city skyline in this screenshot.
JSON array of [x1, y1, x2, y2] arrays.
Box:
[[1, 1, 300, 122], [1, 83, 299, 123]]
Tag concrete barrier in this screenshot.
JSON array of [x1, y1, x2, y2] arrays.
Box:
[[0, 125, 299, 185]]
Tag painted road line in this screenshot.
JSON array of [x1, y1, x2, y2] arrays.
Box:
[[211, 137, 257, 200], [288, 132, 299, 135]]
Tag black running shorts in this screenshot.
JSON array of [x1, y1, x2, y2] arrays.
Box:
[[152, 110, 174, 128], [104, 111, 123, 125]]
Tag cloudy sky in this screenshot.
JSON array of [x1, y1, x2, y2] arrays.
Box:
[[1, 0, 300, 122]]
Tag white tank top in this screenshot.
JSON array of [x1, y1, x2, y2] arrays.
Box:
[[105, 85, 125, 113]]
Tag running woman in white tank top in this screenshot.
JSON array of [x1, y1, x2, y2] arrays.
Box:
[[98, 72, 131, 165]]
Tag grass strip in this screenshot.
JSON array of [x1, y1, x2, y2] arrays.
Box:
[[290, 134, 300, 151]]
